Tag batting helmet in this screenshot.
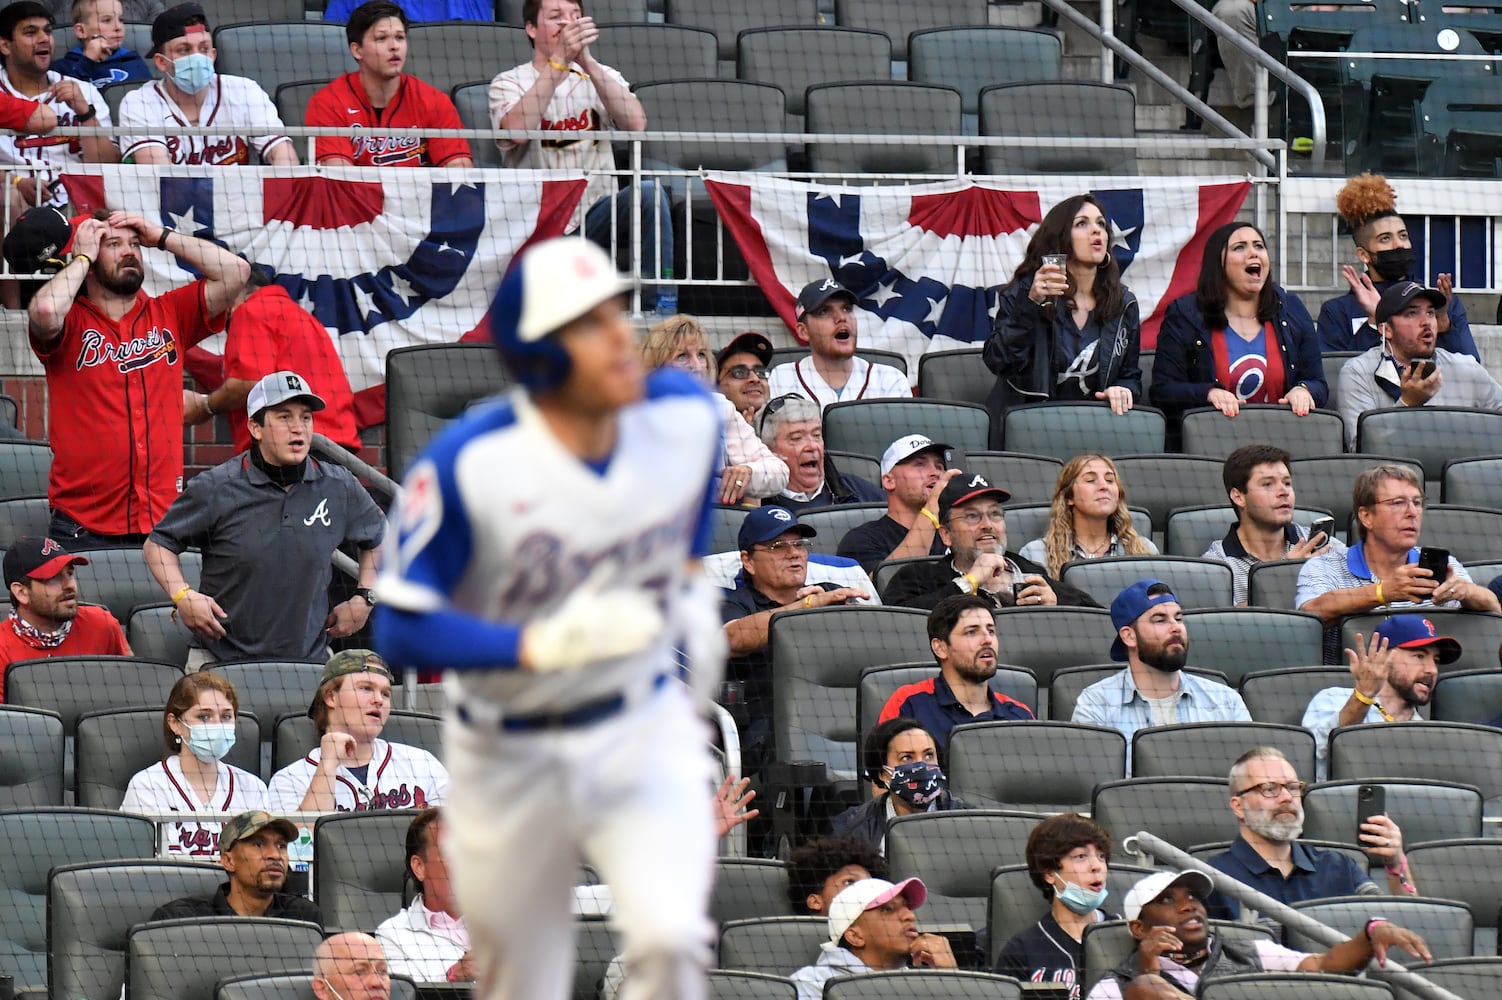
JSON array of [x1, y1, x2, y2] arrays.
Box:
[[489, 237, 628, 392]]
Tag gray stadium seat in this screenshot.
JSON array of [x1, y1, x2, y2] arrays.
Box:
[[1440, 454, 1502, 506], [77, 707, 261, 807], [986, 862, 1157, 969], [1302, 779, 1483, 846], [637, 78, 788, 182], [1049, 664, 1230, 724], [736, 27, 890, 119], [589, 23, 720, 86], [711, 858, 794, 926], [213, 22, 352, 101], [667, 0, 819, 60], [101, 79, 147, 123], [1129, 721, 1315, 781], [1001, 504, 1152, 560], [1059, 556, 1234, 611], [0, 495, 48, 548], [769, 347, 910, 375], [0, 441, 50, 500], [48, 858, 224, 1000], [871, 557, 933, 601], [1200, 972, 1395, 1000], [1432, 668, 1502, 725], [834, 0, 989, 60], [406, 22, 531, 95], [1356, 406, 1502, 480], [1, 809, 152, 993], [0, 707, 64, 807], [823, 400, 990, 462], [1091, 777, 1234, 854], [207, 660, 326, 745], [916, 349, 991, 407], [1377, 958, 1502, 1000], [856, 664, 1038, 749], [272, 80, 323, 130], [1179, 608, 1326, 684], [708, 505, 748, 556], [796, 503, 887, 557], [718, 916, 827, 976], [827, 450, 882, 486], [451, 82, 503, 168], [947, 721, 1125, 811], [4, 656, 182, 735], [1338, 609, 1502, 676], [497, 0, 648, 23], [211, 0, 306, 22], [1289, 454, 1424, 528], [1111, 454, 1228, 531], [805, 82, 964, 176], [72, 546, 201, 622], [979, 82, 1137, 174], [999, 402, 1165, 460], [1082, 920, 1274, 997], [1412, 504, 1502, 563], [273, 710, 443, 773], [706, 971, 799, 1000], [1401, 841, 1502, 955], [126, 917, 325, 1000], [127, 603, 192, 668], [1287, 896, 1474, 961], [313, 809, 418, 934], [1238, 666, 1349, 726], [1327, 721, 1502, 808], [1180, 405, 1347, 459], [384, 343, 509, 479], [216, 973, 420, 1000], [908, 27, 1064, 119], [1244, 558, 1304, 610], [990, 606, 1120, 691], [824, 970, 1024, 999], [1166, 505, 1337, 558], [965, 452, 1064, 506], [885, 810, 1048, 932], [1322, 352, 1360, 413]]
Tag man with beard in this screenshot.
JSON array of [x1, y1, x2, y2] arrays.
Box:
[[766, 278, 911, 411], [27, 209, 250, 548], [0, 536, 129, 696], [838, 435, 958, 574], [883, 472, 1094, 611], [1303, 613, 1460, 780], [1072, 580, 1250, 755], [149, 810, 324, 926], [1204, 747, 1415, 921], [877, 594, 1033, 752]]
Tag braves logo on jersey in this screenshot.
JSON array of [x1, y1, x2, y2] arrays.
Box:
[[75, 324, 180, 373], [174, 823, 218, 855], [350, 782, 432, 812], [165, 133, 249, 165], [540, 107, 600, 150], [350, 127, 427, 166]]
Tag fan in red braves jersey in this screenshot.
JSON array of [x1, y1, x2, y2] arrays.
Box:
[[306, 0, 472, 168], [0, 536, 129, 697]]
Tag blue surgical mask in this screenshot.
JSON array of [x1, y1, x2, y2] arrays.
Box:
[[186, 722, 236, 763], [171, 52, 215, 95], [1056, 878, 1109, 916]]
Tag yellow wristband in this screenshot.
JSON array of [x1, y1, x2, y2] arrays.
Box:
[[802, 595, 812, 609], [963, 573, 979, 594], [72, 252, 91, 268], [920, 507, 940, 530], [1353, 689, 1378, 706], [171, 585, 192, 605], [1374, 580, 1385, 605]]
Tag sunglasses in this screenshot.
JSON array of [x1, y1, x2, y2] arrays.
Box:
[[723, 364, 770, 381], [758, 392, 805, 436]]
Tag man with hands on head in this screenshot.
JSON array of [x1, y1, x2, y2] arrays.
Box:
[[791, 877, 956, 999]]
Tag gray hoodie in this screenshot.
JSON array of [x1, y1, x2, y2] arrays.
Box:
[[791, 943, 879, 1000]]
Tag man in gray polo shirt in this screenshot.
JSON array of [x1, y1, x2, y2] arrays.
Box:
[[144, 370, 385, 668]]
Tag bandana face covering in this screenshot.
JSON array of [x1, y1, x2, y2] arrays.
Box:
[[9, 607, 71, 648]]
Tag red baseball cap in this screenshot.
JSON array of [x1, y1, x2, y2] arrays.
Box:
[[3, 536, 89, 588]]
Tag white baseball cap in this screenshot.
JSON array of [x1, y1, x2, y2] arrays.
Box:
[[246, 370, 326, 419], [1121, 870, 1215, 921], [827, 877, 927, 945], [879, 434, 950, 477], [510, 238, 628, 343]]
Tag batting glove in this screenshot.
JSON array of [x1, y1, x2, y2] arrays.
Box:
[[522, 566, 665, 673]]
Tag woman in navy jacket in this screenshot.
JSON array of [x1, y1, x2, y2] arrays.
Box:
[[1149, 221, 1327, 420]]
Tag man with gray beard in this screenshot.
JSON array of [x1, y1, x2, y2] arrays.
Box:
[[1205, 747, 1416, 919]]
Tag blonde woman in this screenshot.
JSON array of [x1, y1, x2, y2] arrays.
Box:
[[642, 314, 788, 505], [1018, 454, 1157, 577]]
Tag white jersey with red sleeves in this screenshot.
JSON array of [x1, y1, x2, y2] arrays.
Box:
[[0, 68, 109, 206], [266, 737, 449, 813], [117, 74, 290, 164], [376, 370, 720, 718], [487, 60, 626, 232], [119, 756, 269, 858]]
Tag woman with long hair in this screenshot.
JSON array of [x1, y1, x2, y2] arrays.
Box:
[[984, 194, 1142, 438], [1019, 454, 1156, 577], [641, 314, 788, 505], [1150, 221, 1326, 420]]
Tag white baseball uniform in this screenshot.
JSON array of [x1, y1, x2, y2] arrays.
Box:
[[0, 68, 110, 207], [119, 756, 269, 858], [375, 370, 723, 1000], [266, 737, 449, 813], [766, 356, 913, 411], [117, 74, 290, 164]]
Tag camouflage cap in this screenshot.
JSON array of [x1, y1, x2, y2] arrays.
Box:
[[220, 810, 298, 852], [307, 648, 394, 717]]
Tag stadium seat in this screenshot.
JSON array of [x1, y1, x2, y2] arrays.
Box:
[[589, 23, 720, 86], [216, 973, 419, 1000], [1338, 609, 1502, 675], [1431, 668, 1502, 725], [871, 557, 934, 602], [1129, 722, 1316, 781], [885, 809, 1048, 931], [1059, 556, 1234, 611], [1409, 504, 1502, 563], [273, 711, 443, 773], [0, 392, 13, 428], [213, 0, 307, 23], [822, 399, 988, 461], [127, 603, 192, 669], [384, 343, 509, 479], [213, 22, 352, 102], [946, 721, 1126, 811], [1322, 351, 1361, 412], [0, 441, 50, 500], [666, 0, 820, 61], [1238, 666, 1349, 726], [962, 452, 1063, 506], [0, 707, 63, 807], [0, 495, 47, 548], [1200, 972, 1395, 1000], [1090, 777, 1232, 853], [1111, 454, 1228, 531], [1288, 454, 1422, 528], [4, 656, 182, 736], [1356, 406, 1502, 479], [1327, 721, 1502, 809], [827, 450, 882, 485], [707, 505, 749, 556], [989, 606, 1120, 691], [915, 349, 991, 407], [736, 27, 891, 120], [496, 0, 648, 23], [1377, 958, 1502, 1000], [77, 708, 261, 807], [805, 82, 964, 176], [769, 347, 910, 375], [833, 0, 989, 60], [1418, 75, 1502, 177], [796, 503, 888, 557], [908, 27, 1062, 124], [72, 547, 201, 623], [573, 917, 620, 1000], [313, 809, 418, 935], [1178, 607, 1326, 683], [1440, 454, 1502, 505], [1302, 779, 1483, 845], [1082, 920, 1274, 996], [127, 916, 325, 1000], [1049, 664, 1230, 724], [637, 78, 788, 180], [1180, 405, 1347, 459], [1166, 505, 1336, 557], [451, 83, 504, 168], [271, 80, 323, 131], [49, 858, 224, 1000], [985, 862, 1157, 969], [999, 401, 1165, 460], [710, 859, 794, 926], [101, 78, 147, 123], [824, 970, 1023, 999], [1244, 558, 1305, 610], [857, 664, 1038, 748], [1288, 896, 1474, 961], [1401, 841, 1502, 955], [706, 971, 800, 1000], [406, 22, 531, 96], [979, 82, 1136, 174], [1001, 503, 1152, 558], [207, 660, 326, 745], [717, 916, 827, 976]]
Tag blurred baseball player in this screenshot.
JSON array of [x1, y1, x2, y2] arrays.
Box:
[[373, 237, 726, 1000]]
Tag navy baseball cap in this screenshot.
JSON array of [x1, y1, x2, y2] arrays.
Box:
[[795, 277, 857, 320], [1374, 614, 1461, 664], [738, 505, 815, 552], [1374, 281, 1446, 326], [1110, 579, 1179, 661]]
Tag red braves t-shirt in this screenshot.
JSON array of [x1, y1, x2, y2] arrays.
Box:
[[0, 92, 37, 130], [222, 284, 361, 453], [305, 73, 471, 167], [35, 282, 223, 536], [0, 604, 130, 701]]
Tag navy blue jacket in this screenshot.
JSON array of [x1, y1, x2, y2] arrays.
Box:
[[1316, 280, 1478, 359]]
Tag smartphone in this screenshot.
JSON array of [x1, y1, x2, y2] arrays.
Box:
[[1012, 582, 1026, 600], [944, 446, 970, 474], [1418, 546, 1451, 583], [1356, 784, 1386, 841], [1409, 358, 1438, 379], [1309, 516, 1336, 544]]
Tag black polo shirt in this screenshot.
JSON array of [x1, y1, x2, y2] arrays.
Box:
[[837, 514, 946, 574], [149, 882, 324, 927]]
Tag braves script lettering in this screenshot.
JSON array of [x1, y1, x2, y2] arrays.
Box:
[[336, 782, 431, 812], [540, 108, 600, 150], [75, 326, 180, 373], [350, 127, 427, 166]]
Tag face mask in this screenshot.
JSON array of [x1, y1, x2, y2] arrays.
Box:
[[1369, 247, 1416, 283], [1055, 878, 1109, 915], [884, 761, 947, 808], [171, 52, 215, 95], [186, 722, 236, 762]]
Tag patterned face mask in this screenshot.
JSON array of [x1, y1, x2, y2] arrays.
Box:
[[9, 607, 71, 648], [884, 760, 948, 808]]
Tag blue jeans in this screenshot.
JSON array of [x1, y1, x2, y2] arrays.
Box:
[[583, 179, 674, 310]]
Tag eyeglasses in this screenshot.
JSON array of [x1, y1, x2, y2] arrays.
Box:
[[755, 538, 810, 555], [1233, 781, 1307, 800], [758, 392, 804, 436], [724, 364, 770, 381], [948, 507, 1007, 527], [1370, 496, 1425, 512]]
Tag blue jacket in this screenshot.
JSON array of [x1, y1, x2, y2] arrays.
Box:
[[53, 46, 151, 86], [1148, 286, 1327, 417], [1316, 280, 1478, 359], [324, 0, 491, 19]]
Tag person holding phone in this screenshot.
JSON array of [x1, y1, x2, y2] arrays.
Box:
[[1335, 281, 1502, 447]]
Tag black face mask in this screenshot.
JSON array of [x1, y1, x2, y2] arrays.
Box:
[[1369, 247, 1416, 283]]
